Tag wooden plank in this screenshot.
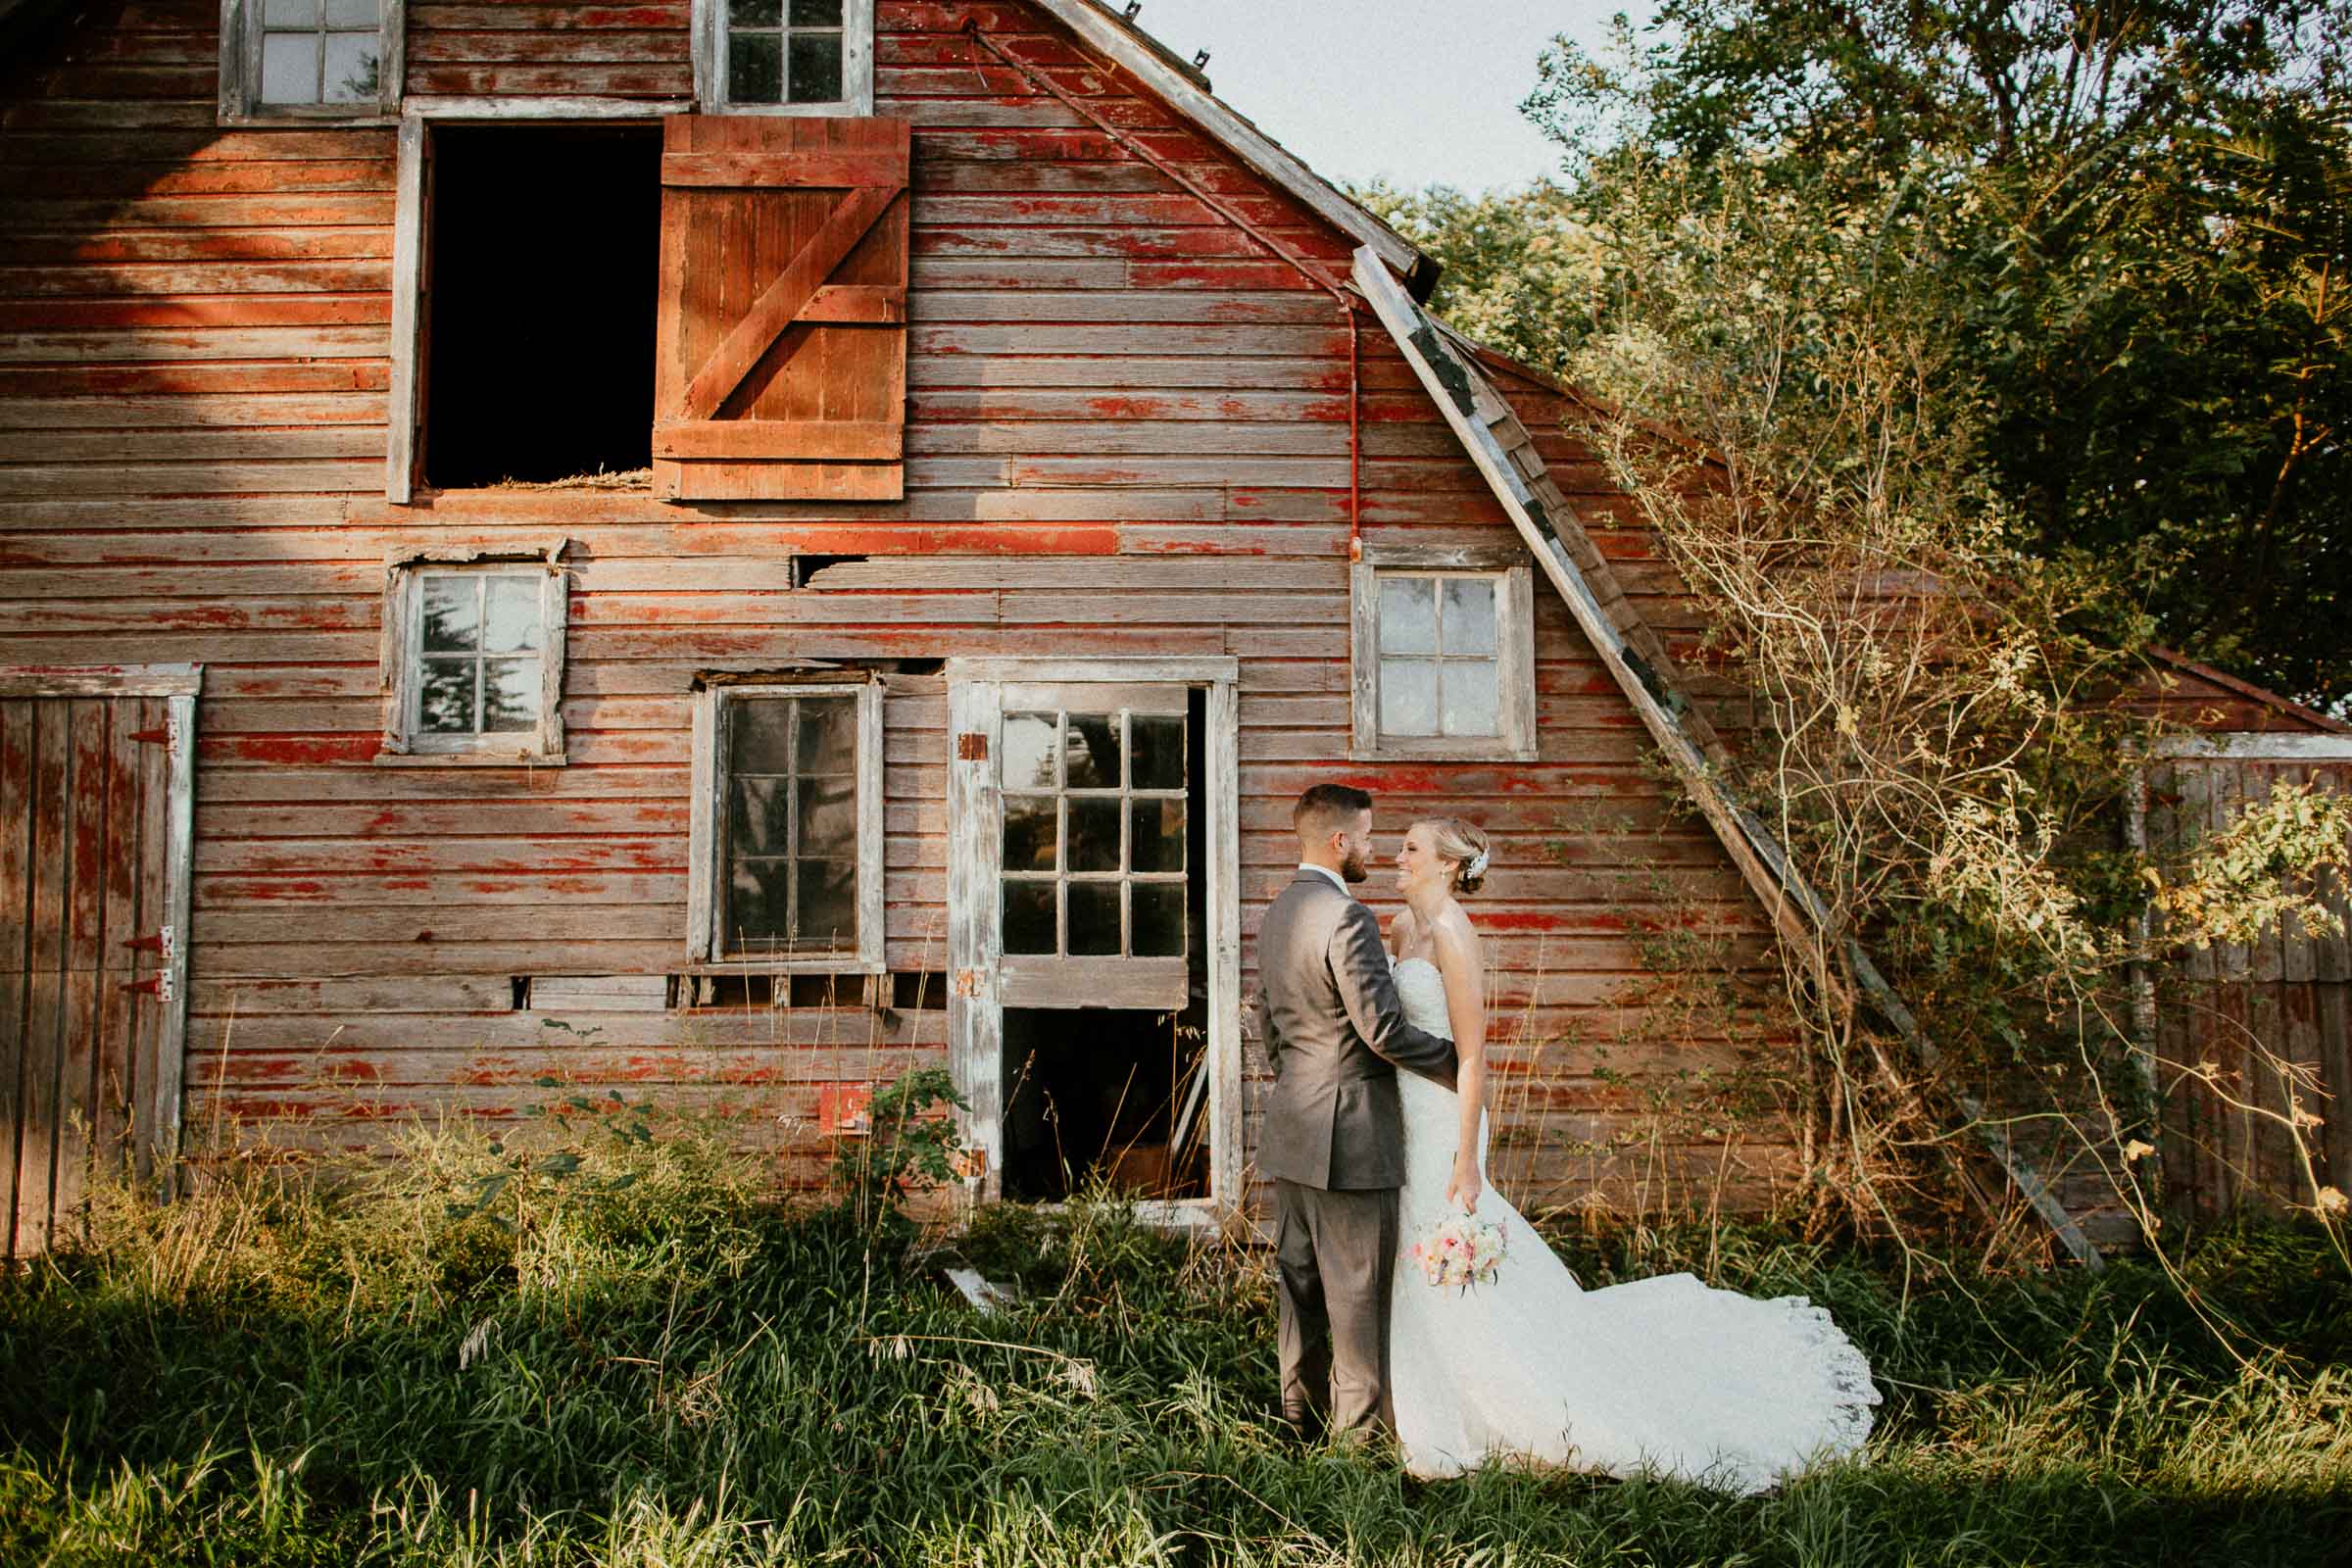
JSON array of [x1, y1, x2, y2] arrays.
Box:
[[662, 149, 907, 188], [2320, 983, 2351, 1191], [0, 702, 29, 1262], [653, 419, 903, 461], [50, 701, 110, 1240], [677, 184, 900, 422], [945, 675, 1002, 1197], [15, 702, 69, 1256], [383, 114, 424, 505]]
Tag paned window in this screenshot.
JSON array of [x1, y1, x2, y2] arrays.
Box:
[[1351, 547, 1537, 760], [688, 680, 885, 971], [220, 0, 402, 121], [378, 558, 568, 764], [1000, 707, 1189, 963], [697, 0, 875, 114]]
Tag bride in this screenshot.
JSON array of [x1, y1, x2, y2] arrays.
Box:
[[1382, 817, 1880, 1493]]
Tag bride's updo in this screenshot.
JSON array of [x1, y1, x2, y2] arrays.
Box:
[[1421, 817, 1491, 896]]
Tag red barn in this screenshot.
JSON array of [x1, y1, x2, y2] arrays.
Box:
[[2, 0, 2345, 1256]]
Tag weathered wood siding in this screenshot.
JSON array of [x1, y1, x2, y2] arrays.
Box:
[[0, 0, 1790, 1211], [2147, 756, 2352, 1217]]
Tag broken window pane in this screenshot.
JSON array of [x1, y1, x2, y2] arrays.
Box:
[[1380, 576, 1438, 655], [1441, 660, 1499, 737], [1133, 884, 1185, 956], [1003, 713, 1058, 790], [1131, 798, 1184, 873], [1003, 796, 1057, 872], [1063, 713, 1119, 790], [1067, 799, 1122, 873], [1004, 881, 1055, 955], [1067, 883, 1121, 956], [1379, 658, 1439, 736], [1130, 714, 1184, 789], [787, 31, 844, 101], [1443, 577, 1497, 655]]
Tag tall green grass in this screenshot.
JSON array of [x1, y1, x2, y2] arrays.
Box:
[[3, 1110, 2346, 1566]]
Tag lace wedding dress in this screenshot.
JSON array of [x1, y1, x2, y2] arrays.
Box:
[[1386, 956, 1879, 1492]]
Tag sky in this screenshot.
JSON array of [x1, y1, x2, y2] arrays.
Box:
[[1118, 2, 1651, 192]]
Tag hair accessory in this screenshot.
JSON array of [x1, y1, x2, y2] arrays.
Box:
[[1463, 848, 1489, 881]]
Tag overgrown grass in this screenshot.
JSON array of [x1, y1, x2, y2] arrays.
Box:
[[3, 1111, 2347, 1566]]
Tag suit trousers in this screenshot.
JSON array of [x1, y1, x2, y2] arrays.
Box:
[[1274, 1177, 1400, 1437]]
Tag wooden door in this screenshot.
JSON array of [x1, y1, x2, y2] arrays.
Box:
[[651, 114, 910, 502], [1, 668, 197, 1262], [945, 658, 1244, 1214]]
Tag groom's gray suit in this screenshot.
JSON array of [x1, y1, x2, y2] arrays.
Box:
[[1254, 866, 1457, 1437]]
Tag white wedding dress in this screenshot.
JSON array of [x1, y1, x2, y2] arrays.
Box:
[[1386, 956, 1880, 1492]]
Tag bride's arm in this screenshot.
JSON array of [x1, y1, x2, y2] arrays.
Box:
[[1432, 919, 1487, 1212]]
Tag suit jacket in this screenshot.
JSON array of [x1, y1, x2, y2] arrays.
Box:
[[1254, 869, 1459, 1190]]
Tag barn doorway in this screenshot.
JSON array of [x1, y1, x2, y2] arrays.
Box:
[[945, 660, 1241, 1219]]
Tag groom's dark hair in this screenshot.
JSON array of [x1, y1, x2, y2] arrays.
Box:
[[1294, 782, 1373, 839]]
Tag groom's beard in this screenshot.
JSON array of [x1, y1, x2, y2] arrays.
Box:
[[1338, 846, 1370, 883]]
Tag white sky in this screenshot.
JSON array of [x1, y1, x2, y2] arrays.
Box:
[[1124, 2, 1649, 191]]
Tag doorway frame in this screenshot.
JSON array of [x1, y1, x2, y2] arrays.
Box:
[[944, 656, 1241, 1224]]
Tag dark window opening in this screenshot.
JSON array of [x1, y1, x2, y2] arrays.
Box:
[[423, 124, 661, 489], [680, 971, 883, 1009]]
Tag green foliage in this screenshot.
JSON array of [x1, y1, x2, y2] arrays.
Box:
[[1518, 0, 2352, 712], [829, 1067, 972, 1231], [4, 1132, 2349, 1564]]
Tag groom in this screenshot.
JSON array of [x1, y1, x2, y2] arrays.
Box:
[[1254, 783, 1458, 1441]]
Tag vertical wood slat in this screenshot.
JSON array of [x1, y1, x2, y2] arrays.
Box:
[[945, 677, 1004, 1199], [17, 702, 69, 1258], [150, 693, 197, 1194], [0, 703, 30, 1262], [51, 700, 109, 1243], [93, 696, 142, 1179]]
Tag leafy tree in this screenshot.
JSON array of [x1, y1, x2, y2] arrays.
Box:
[[1404, 1, 2352, 711]]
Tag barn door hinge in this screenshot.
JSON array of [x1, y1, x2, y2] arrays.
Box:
[[129, 711, 185, 753], [120, 924, 174, 1002]]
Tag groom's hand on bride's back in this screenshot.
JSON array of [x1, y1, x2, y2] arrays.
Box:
[[1330, 900, 1457, 1088]]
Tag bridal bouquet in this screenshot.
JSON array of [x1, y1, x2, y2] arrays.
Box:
[[1406, 1213, 1507, 1292]]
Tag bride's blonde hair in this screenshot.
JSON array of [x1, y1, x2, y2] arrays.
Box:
[[1418, 817, 1491, 896]]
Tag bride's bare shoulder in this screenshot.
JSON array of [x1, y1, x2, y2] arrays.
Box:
[[1433, 901, 1483, 958]]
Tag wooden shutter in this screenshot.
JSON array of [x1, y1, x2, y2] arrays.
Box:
[[652, 115, 910, 503]]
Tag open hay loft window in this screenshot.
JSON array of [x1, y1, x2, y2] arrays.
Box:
[[687, 678, 885, 973], [419, 123, 662, 491]]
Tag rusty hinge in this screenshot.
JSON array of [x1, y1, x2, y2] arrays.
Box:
[[119, 975, 160, 997], [956, 732, 989, 761], [128, 711, 184, 753], [122, 931, 165, 955]]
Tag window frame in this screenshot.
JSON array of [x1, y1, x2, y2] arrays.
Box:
[[692, 0, 877, 117], [687, 675, 886, 974], [218, 0, 405, 125], [375, 549, 570, 766], [1349, 544, 1538, 762]]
